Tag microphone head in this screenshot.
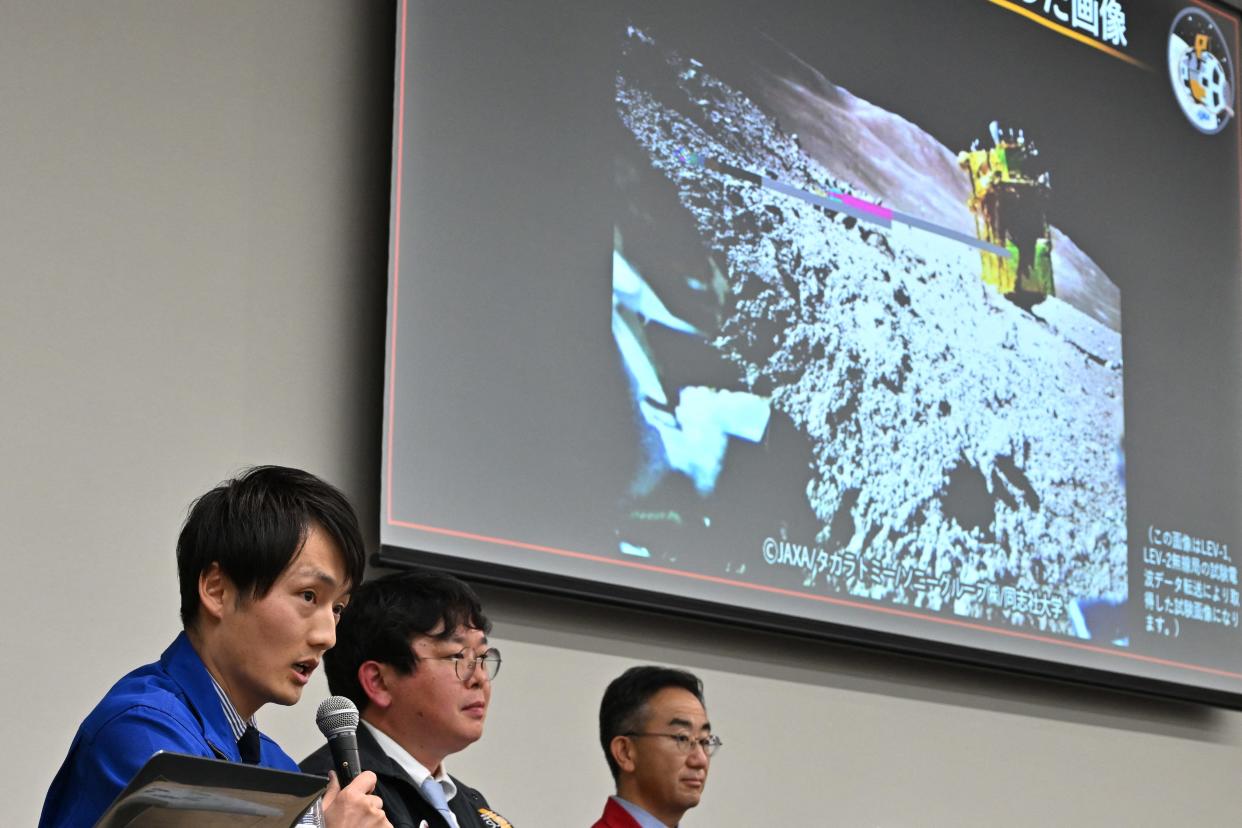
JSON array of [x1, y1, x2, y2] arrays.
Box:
[[315, 695, 359, 738]]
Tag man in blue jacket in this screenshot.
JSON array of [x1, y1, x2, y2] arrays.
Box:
[[39, 465, 389, 827]]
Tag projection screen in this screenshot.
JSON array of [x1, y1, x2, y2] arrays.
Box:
[[379, 0, 1242, 707]]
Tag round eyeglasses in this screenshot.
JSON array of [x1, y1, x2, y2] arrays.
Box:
[[624, 732, 722, 757], [421, 648, 502, 682]]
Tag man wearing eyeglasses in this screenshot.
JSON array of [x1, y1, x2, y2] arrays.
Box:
[[592, 666, 720, 827], [301, 569, 512, 828]]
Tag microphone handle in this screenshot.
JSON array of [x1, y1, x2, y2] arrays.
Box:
[[327, 730, 362, 786]]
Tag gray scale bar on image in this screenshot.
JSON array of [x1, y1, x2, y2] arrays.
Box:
[[892, 211, 1010, 256], [760, 176, 893, 228], [702, 156, 1010, 258]]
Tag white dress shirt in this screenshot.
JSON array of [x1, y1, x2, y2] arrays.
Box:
[[363, 720, 460, 828]]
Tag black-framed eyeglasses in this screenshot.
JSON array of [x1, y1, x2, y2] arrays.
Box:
[[421, 648, 502, 682], [624, 732, 722, 757]]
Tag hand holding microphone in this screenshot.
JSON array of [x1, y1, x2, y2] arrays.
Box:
[[316, 696, 390, 828]]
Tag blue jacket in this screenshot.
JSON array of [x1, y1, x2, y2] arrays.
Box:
[[39, 631, 299, 827]]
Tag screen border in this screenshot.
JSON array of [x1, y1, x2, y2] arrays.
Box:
[[380, 0, 1242, 712]]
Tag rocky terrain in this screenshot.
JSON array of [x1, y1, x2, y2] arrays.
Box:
[[615, 25, 1127, 635]]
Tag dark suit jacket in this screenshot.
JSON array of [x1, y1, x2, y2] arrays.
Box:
[[590, 797, 644, 828], [301, 724, 512, 828]]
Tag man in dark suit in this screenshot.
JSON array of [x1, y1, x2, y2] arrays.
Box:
[[591, 666, 719, 828], [301, 569, 513, 828]]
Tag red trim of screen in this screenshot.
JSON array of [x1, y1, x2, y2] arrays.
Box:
[[388, 517, 1242, 682], [386, 0, 409, 526]]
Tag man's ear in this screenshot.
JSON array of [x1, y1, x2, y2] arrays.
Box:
[[358, 661, 393, 709], [610, 734, 638, 775], [197, 563, 232, 624]]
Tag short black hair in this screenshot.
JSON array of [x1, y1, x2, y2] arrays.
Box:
[[599, 665, 706, 782], [324, 568, 492, 711], [177, 465, 367, 628]]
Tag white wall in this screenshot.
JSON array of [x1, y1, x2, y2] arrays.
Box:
[[3, 2, 1241, 825]]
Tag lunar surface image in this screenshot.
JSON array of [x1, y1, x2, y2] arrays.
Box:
[[611, 24, 1127, 639]]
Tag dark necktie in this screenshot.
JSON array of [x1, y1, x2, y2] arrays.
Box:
[[238, 724, 261, 764]]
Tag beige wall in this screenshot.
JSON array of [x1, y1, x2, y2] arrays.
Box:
[[3, 2, 1241, 825]]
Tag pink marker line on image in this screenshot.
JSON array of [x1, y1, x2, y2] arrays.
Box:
[[832, 192, 892, 221]]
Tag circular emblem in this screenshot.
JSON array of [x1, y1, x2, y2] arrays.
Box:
[[1167, 7, 1236, 134]]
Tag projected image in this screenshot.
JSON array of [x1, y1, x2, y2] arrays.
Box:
[[610, 23, 1127, 641], [382, 0, 1242, 698]]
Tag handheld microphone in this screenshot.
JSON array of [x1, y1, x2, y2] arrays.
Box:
[[315, 696, 362, 786]]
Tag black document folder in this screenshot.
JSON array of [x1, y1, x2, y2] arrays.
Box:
[[94, 751, 327, 827]]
